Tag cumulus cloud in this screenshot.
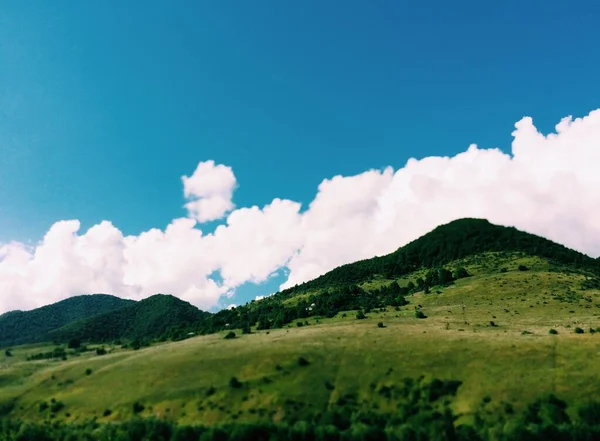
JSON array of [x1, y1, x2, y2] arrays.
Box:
[[182, 160, 237, 222], [2, 109, 600, 312]]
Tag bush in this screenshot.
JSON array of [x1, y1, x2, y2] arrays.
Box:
[[229, 377, 243, 389], [96, 347, 107, 356], [298, 357, 310, 366], [518, 264, 529, 271], [377, 322, 385, 328], [67, 339, 81, 349], [133, 402, 145, 414], [575, 327, 585, 334], [38, 401, 49, 412], [356, 310, 366, 320], [224, 331, 236, 340], [4, 349, 12, 357], [415, 310, 427, 319], [296, 321, 304, 327], [85, 368, 93, 376], [549, 329, 558, 335], [206, 386, 216, 396], [241, 325, 251, 334], [50, 400, 65, 413], [103, 409, 112, 417]]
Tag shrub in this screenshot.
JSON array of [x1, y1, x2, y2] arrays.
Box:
[[298, 357, 310, 366], [38, 401, 49, 413], [67, 339, 81, 349], [575, 327, 585, 334], [296, 322, 304, 327], [377, 322, 385, 328], [590, 328, 597, 334], [490, 321, 497, 327], [50, 400, 65, 413], [96, 348, 107, 356], [103, 409, 112, 417], [549, 329, 558, 335], [241, 325, 251, 334], [85, 368, 92, 376], [324, 381, 335, 390], [415, 310, 427, 319], [356, 310, 366, 320], [206, 386, 216, 396], [224, 331, 236, 340], [518, 264, 529, 271], [229, 377, 243, 389], [132, 402, 145, 414], [4, 349, 12, 357]]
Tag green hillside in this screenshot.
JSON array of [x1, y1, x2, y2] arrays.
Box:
[[3, 219, 600, 440], [0, 294, 134, 347], [46, 294, 210, 344]]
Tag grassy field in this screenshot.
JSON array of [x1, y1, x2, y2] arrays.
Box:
[[2, 253, 600, 425]]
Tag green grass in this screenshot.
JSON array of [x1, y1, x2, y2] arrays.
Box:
[[2, 253, 600, 425]]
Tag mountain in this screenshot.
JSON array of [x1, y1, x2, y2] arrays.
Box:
[[47, 294, 210, 343], [188, 218, 600, 335], [291, 218, 599, 291], [0, 294, 134, 347]]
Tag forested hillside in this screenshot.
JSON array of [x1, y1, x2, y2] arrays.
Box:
[[46, 294, 210, 344], [0, 294, 134, 347]]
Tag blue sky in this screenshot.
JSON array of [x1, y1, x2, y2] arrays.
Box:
[[1, 1, 600, 311]]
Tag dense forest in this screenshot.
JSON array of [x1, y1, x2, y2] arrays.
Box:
[[0, 295, 134, 347], [46, 295, 210, 344]]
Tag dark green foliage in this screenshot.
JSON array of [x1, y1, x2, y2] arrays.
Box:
[[454, 267, 471, 279], [356, 310, 366, 320], [415, 310, 427, 319], [48, 294, 210, 344], [297, 357, 310, 366], [0, 294, 134, 347], [103, 409, 112, 417], [224, 331, 236, 339], [518, 264, 530, 271], [206, 386, 216, 397], [229, 377, 243, 389], [132, 401, 145, 414], [49, 400, 65, 413], [27, 346, 66, 361], [4, 349, 12, 357], [549, 329, 558, 335], [38, 401, 49, 413], [377, 322, 385, 328], [96, 347, 107, 355], [574, 327, 585, 334], [67, 338, 81, 349], [85, 368, 92, 376], [241, 325, 252, 334]]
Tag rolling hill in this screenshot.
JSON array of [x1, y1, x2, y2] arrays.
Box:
[[2, 218, 600, 439], [0, 294, 134, 347], [46, 294, 211, 343]]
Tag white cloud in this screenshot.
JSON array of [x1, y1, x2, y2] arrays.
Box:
[[182, 160, 237, 222], [2, 109, 600, 312]]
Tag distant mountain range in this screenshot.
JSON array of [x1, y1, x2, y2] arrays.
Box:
[[2, 218, 598, 348]]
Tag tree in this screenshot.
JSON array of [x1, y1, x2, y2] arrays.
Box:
[[67, 338, 81, 349], [356, 310, 366, 320]]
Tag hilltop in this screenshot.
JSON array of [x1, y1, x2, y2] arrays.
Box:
[[46, 294, 210, 344], [0, 294, 134, 347]]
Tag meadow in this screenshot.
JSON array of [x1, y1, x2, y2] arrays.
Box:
[[2, 253, 600, 434]]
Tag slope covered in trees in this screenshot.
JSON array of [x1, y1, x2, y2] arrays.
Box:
[[288, 218, 599, 291], [47, 294, 210, 343], [0, 294, 134, 347]]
